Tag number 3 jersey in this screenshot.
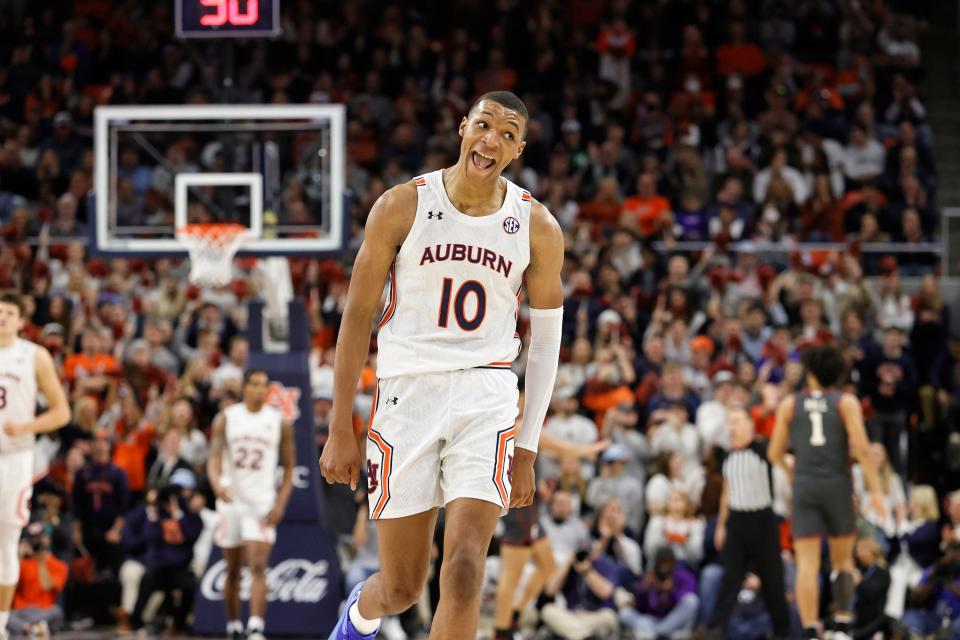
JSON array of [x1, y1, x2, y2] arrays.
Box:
[[0, 338, 38, 453], [376, 170, 531, 379], [221, 402, 282, 506], [789, 389, 850, 479]]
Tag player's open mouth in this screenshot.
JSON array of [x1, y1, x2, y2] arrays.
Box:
[[472, 151, 496, 170]]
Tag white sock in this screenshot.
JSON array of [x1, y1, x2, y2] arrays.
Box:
[[247, 616, 265, 632], [349, 601, 380, 635], [0, 610, 8, 631], [227, 619, 243, 634]]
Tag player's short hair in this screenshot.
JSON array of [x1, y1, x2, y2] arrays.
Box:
[[0, 292, 25, 316], [469, 91, 529, 133], [243, 368, 270, 386], [800, 344, 846, 388]]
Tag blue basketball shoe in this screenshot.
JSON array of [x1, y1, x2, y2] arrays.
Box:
[[328, 581, 380, 640]]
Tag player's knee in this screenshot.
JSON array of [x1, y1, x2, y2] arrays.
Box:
[[0, 523, 21, 585], [796, 563, 819, 582], [441, 550, 486, 601], [248, 559, 268, 578], [225, 561, 243, 582], [379, 579, 422, 612]]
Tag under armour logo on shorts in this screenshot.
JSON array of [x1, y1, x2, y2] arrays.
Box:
[[385, 396, 399, 406], [427, 211, 444, 220]]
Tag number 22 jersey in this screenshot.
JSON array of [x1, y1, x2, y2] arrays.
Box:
[[221, 402, 282, 506], [375, 170, 532, 379]]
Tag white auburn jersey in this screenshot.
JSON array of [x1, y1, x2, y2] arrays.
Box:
[[376, 170, 531, 379], [221, 402, 282, 505], [0, 339, 38, 453]]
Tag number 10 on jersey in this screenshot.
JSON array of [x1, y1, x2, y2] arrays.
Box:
[[438, 278, 486, 331]]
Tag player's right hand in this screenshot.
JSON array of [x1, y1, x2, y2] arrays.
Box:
[[213, 485, 233, 503], [319, 431, 362, 491]]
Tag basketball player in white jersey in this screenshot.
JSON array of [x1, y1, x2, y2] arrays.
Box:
[[207, 369, 296, 640], [0, 293, 69, 640], [321, 91, 564, 640]]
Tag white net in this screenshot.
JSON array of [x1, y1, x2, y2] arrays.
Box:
[[175, 224, 254, 287]]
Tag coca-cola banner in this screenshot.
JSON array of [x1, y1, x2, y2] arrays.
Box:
[[192, 523, 343, 635]]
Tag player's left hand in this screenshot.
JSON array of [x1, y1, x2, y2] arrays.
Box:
[[2, 421, 32, 437], [264, 506, 285, 526], [510, 448, 537, 509]]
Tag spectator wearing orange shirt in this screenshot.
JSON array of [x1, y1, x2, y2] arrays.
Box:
[[716, 22, 767, 78], [63, 327, 120, 401], [7, 534, 68, 637], [111, 388, 156, 500], [622, 173, 672, 238]]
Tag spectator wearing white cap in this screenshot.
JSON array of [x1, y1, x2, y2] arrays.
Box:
[[585, 444, 645, 535], [696, 370, 737, 452]]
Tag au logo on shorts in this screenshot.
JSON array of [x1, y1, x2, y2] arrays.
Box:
[[367, 460, 380, 493], [503, 217, 520, 234]]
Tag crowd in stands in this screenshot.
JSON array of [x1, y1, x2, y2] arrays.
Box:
[[0, 0, 958, 638]]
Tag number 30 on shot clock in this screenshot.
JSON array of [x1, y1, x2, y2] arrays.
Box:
[[176, 0, 280, 38]]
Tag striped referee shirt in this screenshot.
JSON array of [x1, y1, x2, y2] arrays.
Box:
[[723, 439, 774, 512]]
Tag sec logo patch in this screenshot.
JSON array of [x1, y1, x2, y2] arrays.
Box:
[[503, 217, 521, 234]]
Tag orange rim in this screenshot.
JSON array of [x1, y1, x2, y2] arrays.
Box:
[[176, 223, 250, 248]]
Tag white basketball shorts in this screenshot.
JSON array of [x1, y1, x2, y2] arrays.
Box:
[[215, 500, 276, 548], [0, 449, 34, 526], [366, 367, 520, 520]]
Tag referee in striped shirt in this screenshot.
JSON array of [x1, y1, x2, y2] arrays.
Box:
[[706, 405, 790, 639]]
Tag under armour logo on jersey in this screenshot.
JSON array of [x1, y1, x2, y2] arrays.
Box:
[[384, 396, 399, 406], [427, 211, 444, 220], [503, 217, 520, 234]]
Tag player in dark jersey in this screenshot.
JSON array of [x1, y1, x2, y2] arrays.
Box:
[[769, 345, 886, 640]]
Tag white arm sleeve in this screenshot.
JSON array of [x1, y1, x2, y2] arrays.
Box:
[[517, 307, 563, 451]]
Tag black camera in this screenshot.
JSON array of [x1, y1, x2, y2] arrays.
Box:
[[574, 549, 591, 564]]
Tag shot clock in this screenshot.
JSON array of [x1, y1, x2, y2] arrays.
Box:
[[175, 0, 280, 38]]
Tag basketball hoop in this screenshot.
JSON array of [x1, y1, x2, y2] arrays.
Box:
[[175, 223, 256, 287]]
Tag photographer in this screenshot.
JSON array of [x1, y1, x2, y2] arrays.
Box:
[[902, 540, 960, 637], [7, 534, 68, 637], [129, 483, 202, 634], [620, 546, 699, 639], [540, 543, 633, 640]]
